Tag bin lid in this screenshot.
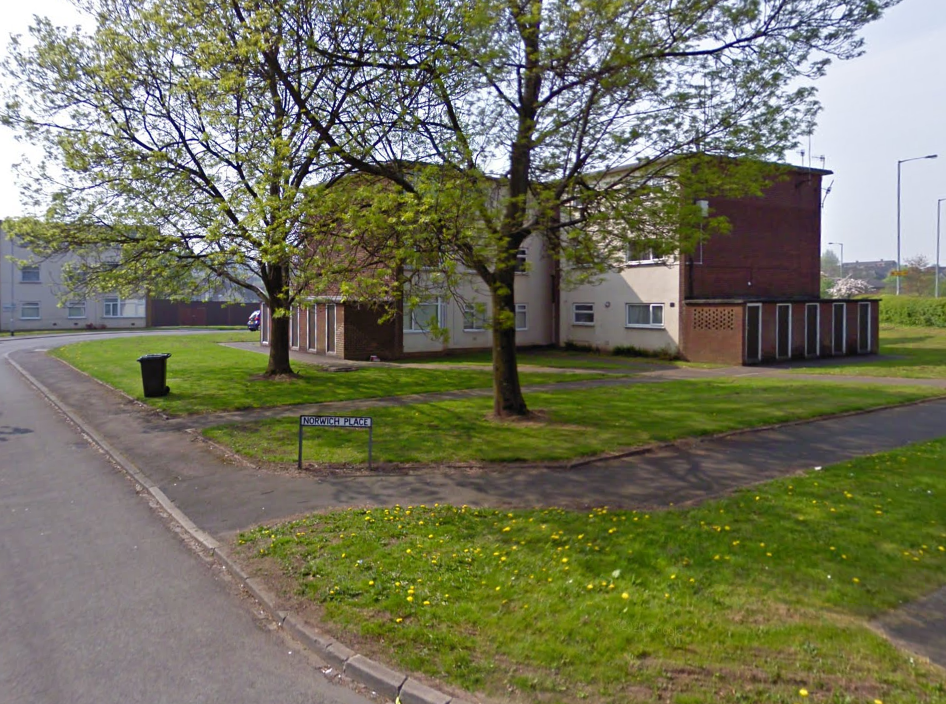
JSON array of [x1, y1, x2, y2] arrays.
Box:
[[137, 353, 172, 361]]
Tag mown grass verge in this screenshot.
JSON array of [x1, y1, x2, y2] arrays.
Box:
[[206, 378, 943, 465], [49, 333, 617, 415], [236, 439, 946, 703], [791, 325, 946, 379]]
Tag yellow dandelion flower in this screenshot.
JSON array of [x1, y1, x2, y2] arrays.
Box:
[[853, 577, 860, 584], [621, 592, 629, 599], [587, 583, 594, 590], [799, 689, 809, 697], [395, 618, 403, 623], [407, 596, 414, 602]]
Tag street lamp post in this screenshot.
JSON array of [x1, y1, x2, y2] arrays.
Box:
[[828, 241, 843, 278], [897, 154, 938, 295], [937, 198, 946, 299]]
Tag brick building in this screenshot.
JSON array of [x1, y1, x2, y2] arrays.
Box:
[[261, 163, 879, 365]]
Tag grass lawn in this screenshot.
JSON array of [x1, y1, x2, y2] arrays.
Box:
[[398, 348, 714, 371], [236, 439, 946, 703], [793, 325, 946, 379], [206, 378, 944, 465], [50, 333, 619, 415]]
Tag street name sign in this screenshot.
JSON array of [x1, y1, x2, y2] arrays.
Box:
[[300, 415, 372, 428], [298, 415, 374, 469]]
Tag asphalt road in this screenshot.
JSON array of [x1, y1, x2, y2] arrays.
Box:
[[0, 332, 374, 704]]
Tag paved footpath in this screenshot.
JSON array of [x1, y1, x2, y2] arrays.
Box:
[[7, 341, 946, 675]]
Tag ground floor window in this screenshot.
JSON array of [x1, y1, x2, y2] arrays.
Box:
[[515, 303, 528, 331], [20, 302, 40, 319], [625, 303, 664, 328], [404, 299, 442, 332], [463, 302, 487, 331], [67, 301, 87, 319], [572, 303, 594, 325], [103, 296, 145, 318]]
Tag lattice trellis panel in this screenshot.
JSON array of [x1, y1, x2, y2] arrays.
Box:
[[693, 308, 735, 331]]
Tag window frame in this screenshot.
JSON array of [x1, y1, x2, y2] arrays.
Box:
[[572, 302, 595, 326], [66, 300, 87, 319], [103, 295, 145, 318], [20, 265, 40, 283], [515, 303, 528, 331], [624, 241, 662, 265], [404, 298, 443, 333], [462, 302, 488, 332], [20, 301, 41, 319], [625, 303, 665, 329], [514, 248, 529, 274]]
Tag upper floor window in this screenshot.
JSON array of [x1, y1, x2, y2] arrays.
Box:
[[626, 303, 664, 328], [404, 298, 443, 333], [572, 303, 594, 326], [20, 265, 40, 283], [515, 248, 528, 273], [625, 240, 661, 264]]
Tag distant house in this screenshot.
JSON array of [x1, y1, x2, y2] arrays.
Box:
[[259, 163, 878, 364], [840, 260, 897, 293], [0, 225, 147, 332]]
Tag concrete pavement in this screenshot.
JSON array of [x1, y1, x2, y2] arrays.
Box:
[[4, 333, 946, 700]]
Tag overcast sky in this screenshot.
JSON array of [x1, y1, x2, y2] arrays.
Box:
[[1, 0, 944, 264]]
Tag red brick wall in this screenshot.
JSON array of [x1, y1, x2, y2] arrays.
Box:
[[683, 299, 878, 365], [680, 303, 745, 364], [688, 173, 822, 300], [341, 304, 402, 360]]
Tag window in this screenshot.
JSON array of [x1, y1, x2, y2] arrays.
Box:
[[103, 296, 145, 318], [515, 248, 528, 273], [625, 240, 659, 264], [67, 301, 87, 319], [572, 303, 594, 325], [20, 302, 40, 319], [515, 303, 528, 331], [463, 303, 487, 331], [404, 299, 442, 332], [104, 296, 120, 317], [20, 265, 40, 283], [626, 303, 664, 328]]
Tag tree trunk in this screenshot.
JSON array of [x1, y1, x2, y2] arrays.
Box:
[[266, 311, 294, 375], [491, 266, 528, 416], [262, 266, 295, 376]]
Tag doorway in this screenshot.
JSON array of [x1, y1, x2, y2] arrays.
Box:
[[745, 304, 762, 363]]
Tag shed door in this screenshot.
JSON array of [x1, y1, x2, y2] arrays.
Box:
[[805, 303, 820, 358], [290, 307, 300, 348], [776, 304, 791, 360], [858, 302, 871, 353], [745, 304, 762, 363], [832, 302, 846, 355], [307, 307, 317, 350], [326, 303, 337, 354]]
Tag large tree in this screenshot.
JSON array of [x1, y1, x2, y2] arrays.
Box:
[[1, 0, 398, 375], [253, 0, 897, 414]]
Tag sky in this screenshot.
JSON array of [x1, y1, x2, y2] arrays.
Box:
[[0, 0, 944, 265]]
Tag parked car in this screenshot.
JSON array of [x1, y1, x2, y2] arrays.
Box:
[[247, 310, 261, 331]]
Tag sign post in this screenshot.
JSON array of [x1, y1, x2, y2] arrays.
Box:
[[298, 415, 374, 469]]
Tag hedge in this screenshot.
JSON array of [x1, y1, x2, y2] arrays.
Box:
[[878, 295, 946, 327]]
